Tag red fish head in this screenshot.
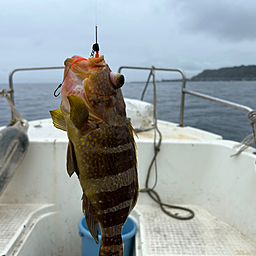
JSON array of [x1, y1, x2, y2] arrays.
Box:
[[61, 55, 126, 122]]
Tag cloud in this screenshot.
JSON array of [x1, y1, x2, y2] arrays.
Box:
[[1, 0, 256, 83], [176, 0, 256, 42]]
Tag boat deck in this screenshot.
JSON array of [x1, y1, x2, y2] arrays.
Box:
[[26, 118, 222, 142], [1, 203, 256, 256], [133, 204, 256, 256], [1, 118, 255, 256], [0, 204, 54, 256]]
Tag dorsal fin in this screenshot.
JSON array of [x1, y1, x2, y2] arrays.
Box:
[[66, 140, 79, 177], [67, 95, 89, 130], [50, 108, 67, 131]]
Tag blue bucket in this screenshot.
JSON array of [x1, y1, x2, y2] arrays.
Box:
[[78, 216, 137, 256]]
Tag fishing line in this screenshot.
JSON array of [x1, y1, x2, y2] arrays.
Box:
[[71, 58, 88, 70], [91, 26, 100, 57], [90, 0, 100, 57], [54, 1, 99, 97], [95, 0, 98, 28], [95, 25, 98, 44]]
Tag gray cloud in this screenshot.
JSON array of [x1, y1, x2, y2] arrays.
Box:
[[176, 0, 256, 42], [1, 0, 256, 83]]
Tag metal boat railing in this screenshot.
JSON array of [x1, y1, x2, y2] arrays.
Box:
[[8, 66, 64, 120], [118, 65, 254, 125], [118, 65, 256, 149], [7, 65, 256, 143]]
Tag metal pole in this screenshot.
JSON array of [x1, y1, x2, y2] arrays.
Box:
[[183, 89, 253, 113], [141, 69, 153, 101], [118, 66, 186, 127], [179, 74, 187, 127], [8, 66, 64, 119]]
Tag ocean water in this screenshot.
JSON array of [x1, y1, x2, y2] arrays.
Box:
[[0, 81, 256, 143]]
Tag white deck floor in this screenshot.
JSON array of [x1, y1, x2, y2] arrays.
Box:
[[134, 204, 256, 256], [2, 203, 256, 256], [0, 204, 54, 256]]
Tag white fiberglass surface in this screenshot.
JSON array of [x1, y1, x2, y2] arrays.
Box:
[[134, 204, 256, 256], [0, 124, 256, 255]]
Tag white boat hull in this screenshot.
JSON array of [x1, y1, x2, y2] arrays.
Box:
[[0, 118, 256, 255]]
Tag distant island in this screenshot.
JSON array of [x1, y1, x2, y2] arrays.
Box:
[[160, 65, 256, 82], [190, 65, 256, 81]]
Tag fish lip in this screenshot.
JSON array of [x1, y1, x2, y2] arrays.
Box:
[[87, 55, 105, 68], [64, 55, 106, 70]]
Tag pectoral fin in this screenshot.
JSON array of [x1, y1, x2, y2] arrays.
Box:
[[83, 194, 99, 244], [67, 140, 79, 177], [67, 95, 89, 130], [50, 108, 67, 131]]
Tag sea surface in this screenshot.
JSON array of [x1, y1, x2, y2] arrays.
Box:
[[0, 80, 256, 143]]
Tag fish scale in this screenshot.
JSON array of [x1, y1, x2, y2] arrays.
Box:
[[50, 54, 138, 256]]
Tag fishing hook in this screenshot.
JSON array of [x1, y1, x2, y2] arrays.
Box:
[[53, 64, 73, 97], [54, 83, 62, 97]]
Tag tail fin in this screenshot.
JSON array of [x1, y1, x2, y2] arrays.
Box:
[[99, 235, 123, 256]]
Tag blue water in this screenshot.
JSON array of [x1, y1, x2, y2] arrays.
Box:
[[0, 81, 256, 142]]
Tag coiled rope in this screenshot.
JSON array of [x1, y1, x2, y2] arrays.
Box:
[[139, 67, 194, 220]]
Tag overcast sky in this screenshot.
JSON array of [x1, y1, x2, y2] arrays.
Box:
[[1, 0, 256, 83]]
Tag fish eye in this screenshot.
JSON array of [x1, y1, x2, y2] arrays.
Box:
[[116, 74, 125, 88], [110, 72, 125, 89]]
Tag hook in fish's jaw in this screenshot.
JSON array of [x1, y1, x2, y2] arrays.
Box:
[[110, 72, 125, 89]]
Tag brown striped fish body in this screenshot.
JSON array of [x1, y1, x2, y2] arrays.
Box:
[[50, 55, 138, 256]]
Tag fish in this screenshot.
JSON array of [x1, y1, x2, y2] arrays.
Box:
[[50, 54, 138, 256]]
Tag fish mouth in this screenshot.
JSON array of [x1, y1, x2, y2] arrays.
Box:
[[61, 55, 107, 113], [62, 55, 107, 97], [64, 55, 106, 71]]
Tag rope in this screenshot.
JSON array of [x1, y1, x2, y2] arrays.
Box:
[[231, 110, 256, 156], [139, 67, 195, 220], [248, 110, 256, 125], [0, 89, 24, 126], [141, 70, 153, 101]]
